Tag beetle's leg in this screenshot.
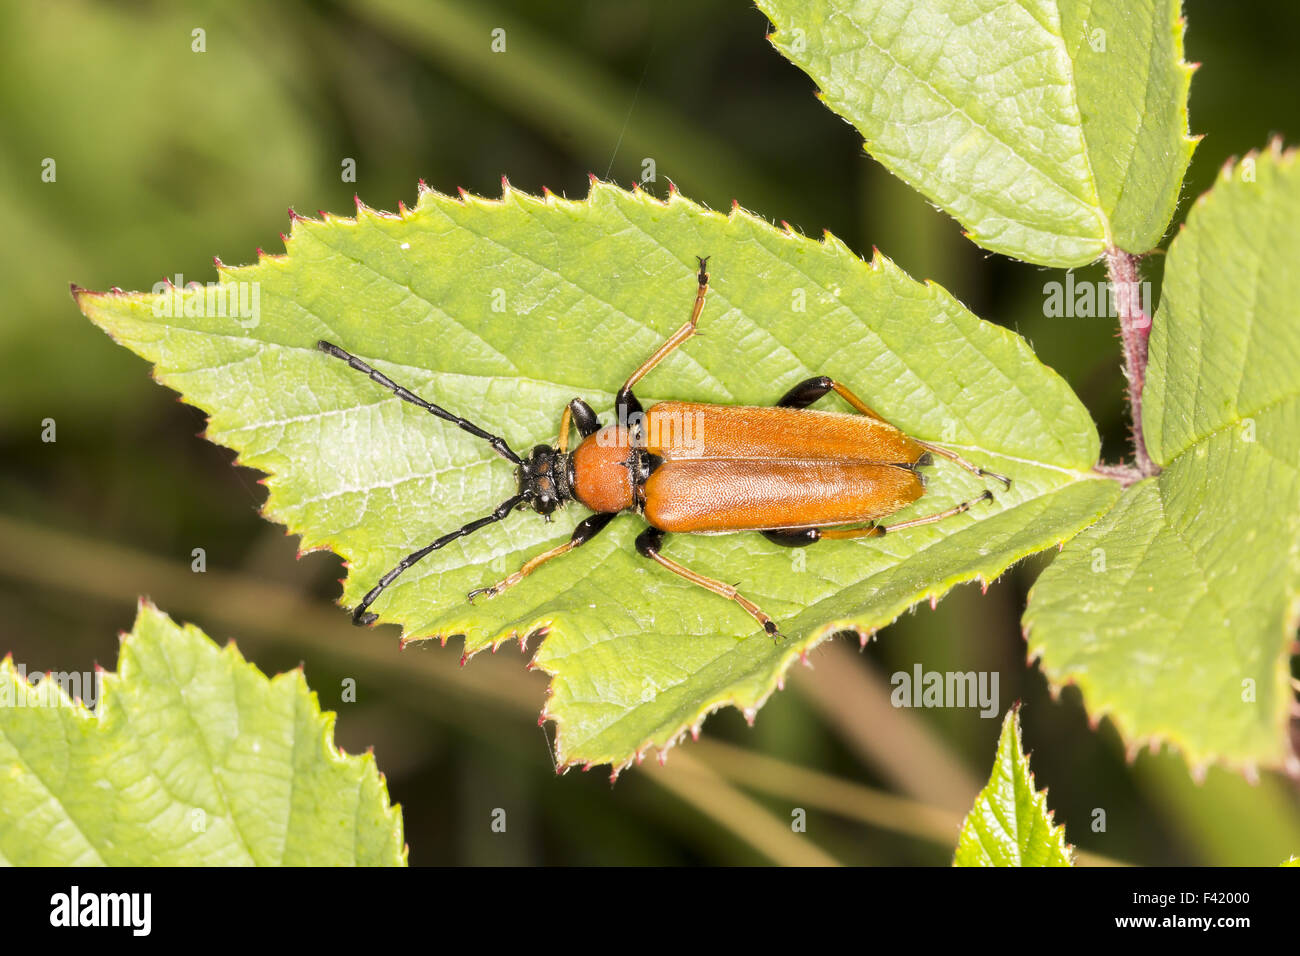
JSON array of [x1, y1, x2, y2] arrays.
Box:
[[764, 489, 996, 548], [615, 257, 710, 412], [761, 528, 821, 547], [816, 489, 997, 541], [557, 399, 600, 453], [635, 527, 782, 639], [556, 404, 573, 454], [468, 512, 617, 603], [913, 441, 1011, 489], [775, 375, 888, 423], [777, 376, 1012, 488], [352, 494, 527, 625], [557, 398, 600, 454]]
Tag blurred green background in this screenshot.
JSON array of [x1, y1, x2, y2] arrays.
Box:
[[3, 0, 1298, 865]]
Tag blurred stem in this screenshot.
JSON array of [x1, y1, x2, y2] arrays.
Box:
[[344, 0, 779, 207], [0, 512, 1126, 865], [647, 751, 841, 866], [0, 513, 1135, 863], [692, 738, 1125, 867], [0, 513, 828, 860], [696, 737, 960, 844], [792, 640, 981, 814], [0, 513, 541, 708]]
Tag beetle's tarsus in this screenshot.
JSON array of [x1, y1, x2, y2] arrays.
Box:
[[981, 469, 1012, 489], [467, 586, 497, 604]]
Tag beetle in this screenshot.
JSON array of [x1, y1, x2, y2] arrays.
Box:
[[317, 256, 1009, 638]]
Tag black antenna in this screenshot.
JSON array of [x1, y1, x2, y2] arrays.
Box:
[[317, 340, 521, 464], [351, 493, 527, 625]]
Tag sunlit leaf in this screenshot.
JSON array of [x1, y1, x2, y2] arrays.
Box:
[[954, 708, 1073, 866], [76, 180, 1113, 770], [1025, 144, 1300, 772], [757, 0, 1198, 266], [0, 601, 405, 866]]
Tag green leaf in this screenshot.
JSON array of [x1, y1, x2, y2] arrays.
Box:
[[76, 180, 1115, 771], [756, 0, 1198, 266], [0, 601, 405, 866], [954, 708, 1073, 866], [1024, 144, 1300, 772]]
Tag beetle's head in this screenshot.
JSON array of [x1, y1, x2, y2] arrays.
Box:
[[516, 444, 573, 516]]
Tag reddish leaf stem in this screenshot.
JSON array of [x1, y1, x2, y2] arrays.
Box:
[[1105, 248, 1159, 482]]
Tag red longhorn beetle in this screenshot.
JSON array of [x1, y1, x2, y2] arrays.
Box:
[[318, 257, 1009, 638]]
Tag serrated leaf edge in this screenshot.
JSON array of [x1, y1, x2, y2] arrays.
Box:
[[757, 0, 1200, 265], [955, 705, 1074, 866], [75, 178, 1110, 774], [1023, 143, 1300, 781], [0, 597, 407, 865]]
